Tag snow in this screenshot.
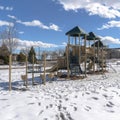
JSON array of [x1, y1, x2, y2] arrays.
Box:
[[0, 59, 120, 120]]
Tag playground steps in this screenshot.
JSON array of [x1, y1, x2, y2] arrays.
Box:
[[70, 64, 82, 75]]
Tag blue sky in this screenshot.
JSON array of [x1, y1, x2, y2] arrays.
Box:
[[0, 0, 120, 50]]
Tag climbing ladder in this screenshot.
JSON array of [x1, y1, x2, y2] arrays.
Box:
[[69, 56, 82, 76], [70, 64, 82, 76]]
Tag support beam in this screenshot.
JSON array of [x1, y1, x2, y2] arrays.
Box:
[[67, 35, 70, 78], [43, 53, 46, 85], [93, 38, 95, 73], [84, 35, 87, 77]]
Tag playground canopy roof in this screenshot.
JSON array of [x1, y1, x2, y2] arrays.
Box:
[[83, 32, 100, 41], [91, 40, 104, 47], [65, 26, 87, 37]]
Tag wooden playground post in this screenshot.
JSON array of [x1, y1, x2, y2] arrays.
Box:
[[104, 46, 107, 71], [75, 37, 77, 45], [93, 38, 95, 73], [78, 34, 81, 64], [43, 53, 46, 85], [84, 35, 87, 77], [101, 47, 104, 72], [67, 35, 70, 78], [25, 55, 28, 88], [32, 54, 35, 85], [57, 58, 58, 77], [98, 40, 100, 72], [9, 54, 12, 91]]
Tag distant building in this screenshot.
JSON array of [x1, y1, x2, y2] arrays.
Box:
[[106, 48, 120, 59]]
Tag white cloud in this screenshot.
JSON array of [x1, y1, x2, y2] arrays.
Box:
[[0, 6, 13, 11], [5, 7, 13, 11], [86, 3, 120, 18], [55, 0, 120, 18], [17, 39, 58, 50], [19, 31, 24, 34], [0, 6, 4, 10], [0, 20, 13, 26], [49, 23, 61, 31], [8, 15, 61, 31], [62, 42, 67, 46], [7, 15, 17, 20], [17, 20, 61, 31], [101, 36, 120, 45], [98, 20, 120, 30], [0, 38, 59, 50], [17, 20, 49, 29]]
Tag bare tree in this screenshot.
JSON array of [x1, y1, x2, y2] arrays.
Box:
[[21, 48, 30, 56], [1, 23, 18, 54], [56, 48, 65, 57], [50, 48, 65, 60]]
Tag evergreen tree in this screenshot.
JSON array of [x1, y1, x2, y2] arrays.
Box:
[[17, 52, 26, 62], [0, 44, 10, 64], [28, 46, 37, 63]]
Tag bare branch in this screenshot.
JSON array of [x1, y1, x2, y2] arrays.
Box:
[[1, 23, 18, 54]]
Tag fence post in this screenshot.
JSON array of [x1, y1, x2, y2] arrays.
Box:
[[9, 54, 12, 91]]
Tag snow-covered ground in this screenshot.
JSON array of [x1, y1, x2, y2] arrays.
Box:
[[0, 59, 120, 120]]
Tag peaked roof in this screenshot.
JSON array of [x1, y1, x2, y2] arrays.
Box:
[[91, 40, 104, 47], [65, 26, 86, 37], [83, 32, 100, 40]]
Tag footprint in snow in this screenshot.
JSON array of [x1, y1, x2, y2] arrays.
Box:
[[49, 104, 53, 108], [103, 101, 115, 113], [38, 102, 41, 106], [66, 112, 74, 120], [91, 97, 99, 100], [108, 101, 114, 106], [0, 98, 8, 101], [46, 105, 49, 109], [105, 101, 114, 108], [60, 112, 66, 120], [28, 102, 35, 105], [38, 110, 44, 116], [85, 92, 90, 95], [65, 98, 69, 101], [74, 106, 77, 111], [63, 107, 67, 110], [102, 89, 108, 92], [84, 106, 92, 111], [106, 110, 115, 113], [103, 94, 108, 98], [74, 95, 78, 98], [58, 104, 62, 111], [103, 94, 113, 100]]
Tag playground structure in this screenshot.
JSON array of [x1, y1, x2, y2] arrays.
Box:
[[47, 26, 107, 78]]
